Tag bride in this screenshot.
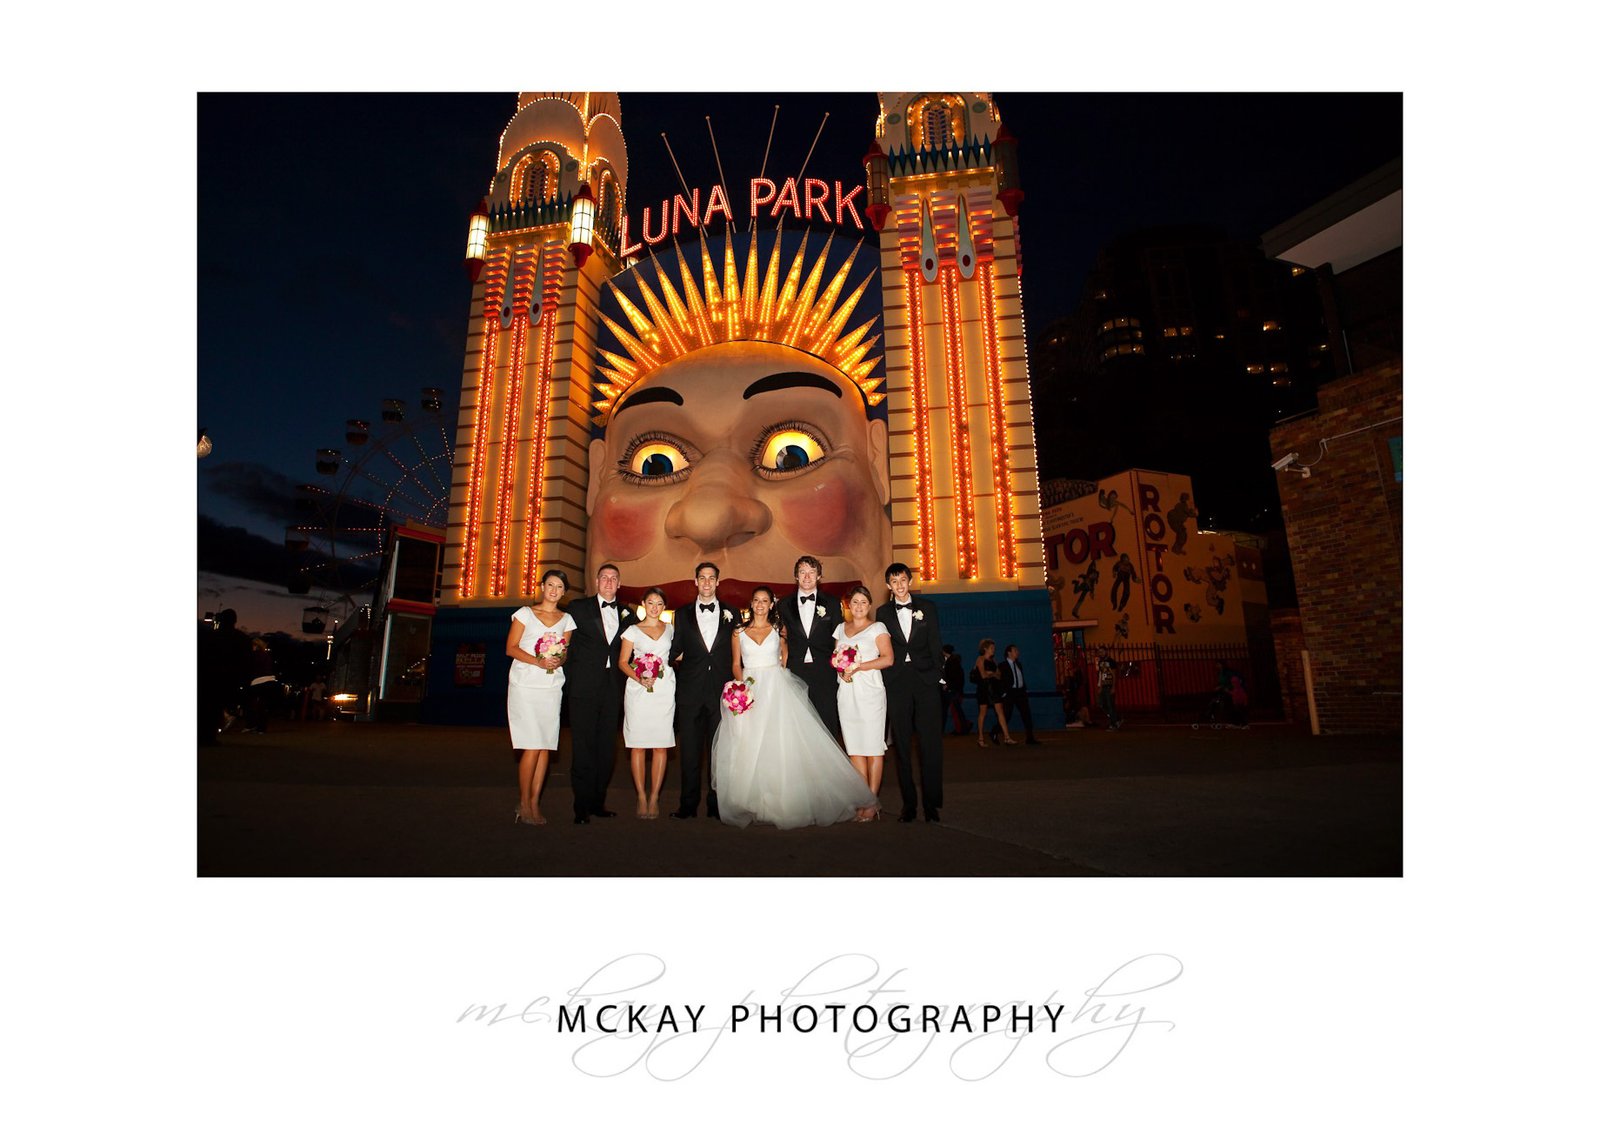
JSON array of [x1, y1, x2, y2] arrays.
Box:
[[711, 586, 877, 829]]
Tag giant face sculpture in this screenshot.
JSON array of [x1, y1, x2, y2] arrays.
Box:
[[586, 340, 890, 606]]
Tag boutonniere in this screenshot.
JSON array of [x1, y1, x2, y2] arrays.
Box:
[[913, 609, 924, 621], [815, 605, 827, 618], [722, 608, 733, 623]]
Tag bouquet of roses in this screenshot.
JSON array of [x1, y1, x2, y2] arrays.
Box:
[[721, 678, 755, 715], [634, 652, 663, 693], [831, 644, 859, 683], [533, 631, 567, 675]]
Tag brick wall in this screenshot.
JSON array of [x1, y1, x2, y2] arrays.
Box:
[[1270, 607, 1310, 727], [1270, 364, 1402, 734]]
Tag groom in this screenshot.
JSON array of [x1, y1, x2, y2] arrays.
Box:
[[669, 561, 735, 820], [563, 562, 635, 824], [775, 554, 843, 741], [876, 562, 944, 823]]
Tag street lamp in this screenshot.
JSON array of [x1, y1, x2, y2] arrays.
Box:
[[464, 198, 489, 282], [568, 182, 596, 268], [863, 140, 891, 232]]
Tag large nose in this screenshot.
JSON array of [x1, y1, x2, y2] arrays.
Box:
[[664, 451, 772, 552]]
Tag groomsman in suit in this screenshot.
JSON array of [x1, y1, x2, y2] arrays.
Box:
[[876, 562, 945, 823], [562, 563, 635, 824], [1002, 645, 1042, 745], [775, 554, 843, 741], [669, 561, 735, 819]]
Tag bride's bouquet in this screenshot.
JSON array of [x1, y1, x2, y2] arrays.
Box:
[[634, 652, 663, 693], [721, 678, 755, 715], [533, 631, 567, 674], [831, 645, 858, 683]]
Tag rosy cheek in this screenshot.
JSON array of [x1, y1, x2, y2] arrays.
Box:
[[594, 492, 663, 562], [776, 474, 858, 553]]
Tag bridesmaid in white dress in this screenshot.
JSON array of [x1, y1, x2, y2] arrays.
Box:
[[711, 587, 875, 829], [618, 586, 676, 819], [506, 569, 576, 825], [832, 584, 895, 821]]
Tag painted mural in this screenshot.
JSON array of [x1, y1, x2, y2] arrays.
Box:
[[1041, 469, 1267, 646]]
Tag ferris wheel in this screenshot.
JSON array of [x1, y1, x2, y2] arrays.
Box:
[[287, 387, 454, 630]]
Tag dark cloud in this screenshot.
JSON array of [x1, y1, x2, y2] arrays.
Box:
[[198, 514, 293, 585], [199, 514, 380, 594], [201, 461, 300, 525]]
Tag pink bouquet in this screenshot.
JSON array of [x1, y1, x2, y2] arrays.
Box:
[[533, 631, 567, 674], [831, 645, 859, 683], [634, 652, 663, 693], [721, 678, 755, 715]]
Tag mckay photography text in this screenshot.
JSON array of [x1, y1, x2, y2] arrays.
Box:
[[457, 952, 1180, 1080]]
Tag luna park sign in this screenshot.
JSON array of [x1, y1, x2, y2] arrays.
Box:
[[619, 177, 866, 258]]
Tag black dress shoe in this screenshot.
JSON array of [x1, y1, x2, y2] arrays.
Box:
[[925, 808, 940, 823], [592, 809, 617, 818], [668, 809, 696, 820], [1026, 739, 1043, 747], [574, 813, 590, 825], [898, 809, 917, 823]]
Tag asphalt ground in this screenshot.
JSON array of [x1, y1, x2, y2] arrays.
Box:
[[197, 718, 1401, 877]]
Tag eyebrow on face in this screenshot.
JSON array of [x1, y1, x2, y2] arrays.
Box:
[[613, 387, 685, 416], [742, 372, 842, 400]]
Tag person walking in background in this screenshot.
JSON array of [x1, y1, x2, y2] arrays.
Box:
[[940, 645, 971, 735], [202, 609, 252, 741], [1096, 652, 1123, 730], [1211, 659, 1250, 728], [1061, 649, 1087, 728], [244, 638, 278, 733], [505, 569, 576, 826], [972, 639, 1017, 747], [1001, 645, 1042, 746], [305, 677, 329, 722]]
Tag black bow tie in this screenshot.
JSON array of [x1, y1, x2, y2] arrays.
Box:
[[599, 600, 617, 610], [800, 595, 815, 604], [699, 602, 716, 612], [895, 602, 913, 610]]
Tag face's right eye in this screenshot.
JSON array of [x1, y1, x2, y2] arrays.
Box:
[[620, 433, 696, 483]]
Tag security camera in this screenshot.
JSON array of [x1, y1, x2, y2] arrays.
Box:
[[1270, 452, 1299, 472]]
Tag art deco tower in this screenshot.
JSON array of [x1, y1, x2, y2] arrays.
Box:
[[868, 93, 1044, 595], [443, 92, 628, 605]]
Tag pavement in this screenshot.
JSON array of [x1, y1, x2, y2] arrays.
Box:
[[198, 719, 1401, 877]]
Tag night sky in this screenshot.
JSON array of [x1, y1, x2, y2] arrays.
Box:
[[198, 91, 1400, 632]]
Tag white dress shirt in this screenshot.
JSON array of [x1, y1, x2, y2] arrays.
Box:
[[798, 594, 816, 662], [599, 598, 619, 666], [696, 598, 720, 648]]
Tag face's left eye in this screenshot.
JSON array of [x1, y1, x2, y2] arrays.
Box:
[[753, 424, 828, 478]]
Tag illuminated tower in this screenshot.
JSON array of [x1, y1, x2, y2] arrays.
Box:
[[868, 93, 1044, 594], [443, 92, 628, 606]]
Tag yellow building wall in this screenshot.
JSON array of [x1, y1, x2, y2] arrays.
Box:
[[1041, 469, 1266, 646]]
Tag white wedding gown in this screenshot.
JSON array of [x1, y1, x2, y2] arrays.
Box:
[[712, 629, 877, 829]]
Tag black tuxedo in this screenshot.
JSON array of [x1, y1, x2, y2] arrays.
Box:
[[775, 590, 843, 740], [563, 594, 635, 815], [669, 600, 736, 815], [876, 594, 944, 816], [1001, 656, 1037, 741]]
